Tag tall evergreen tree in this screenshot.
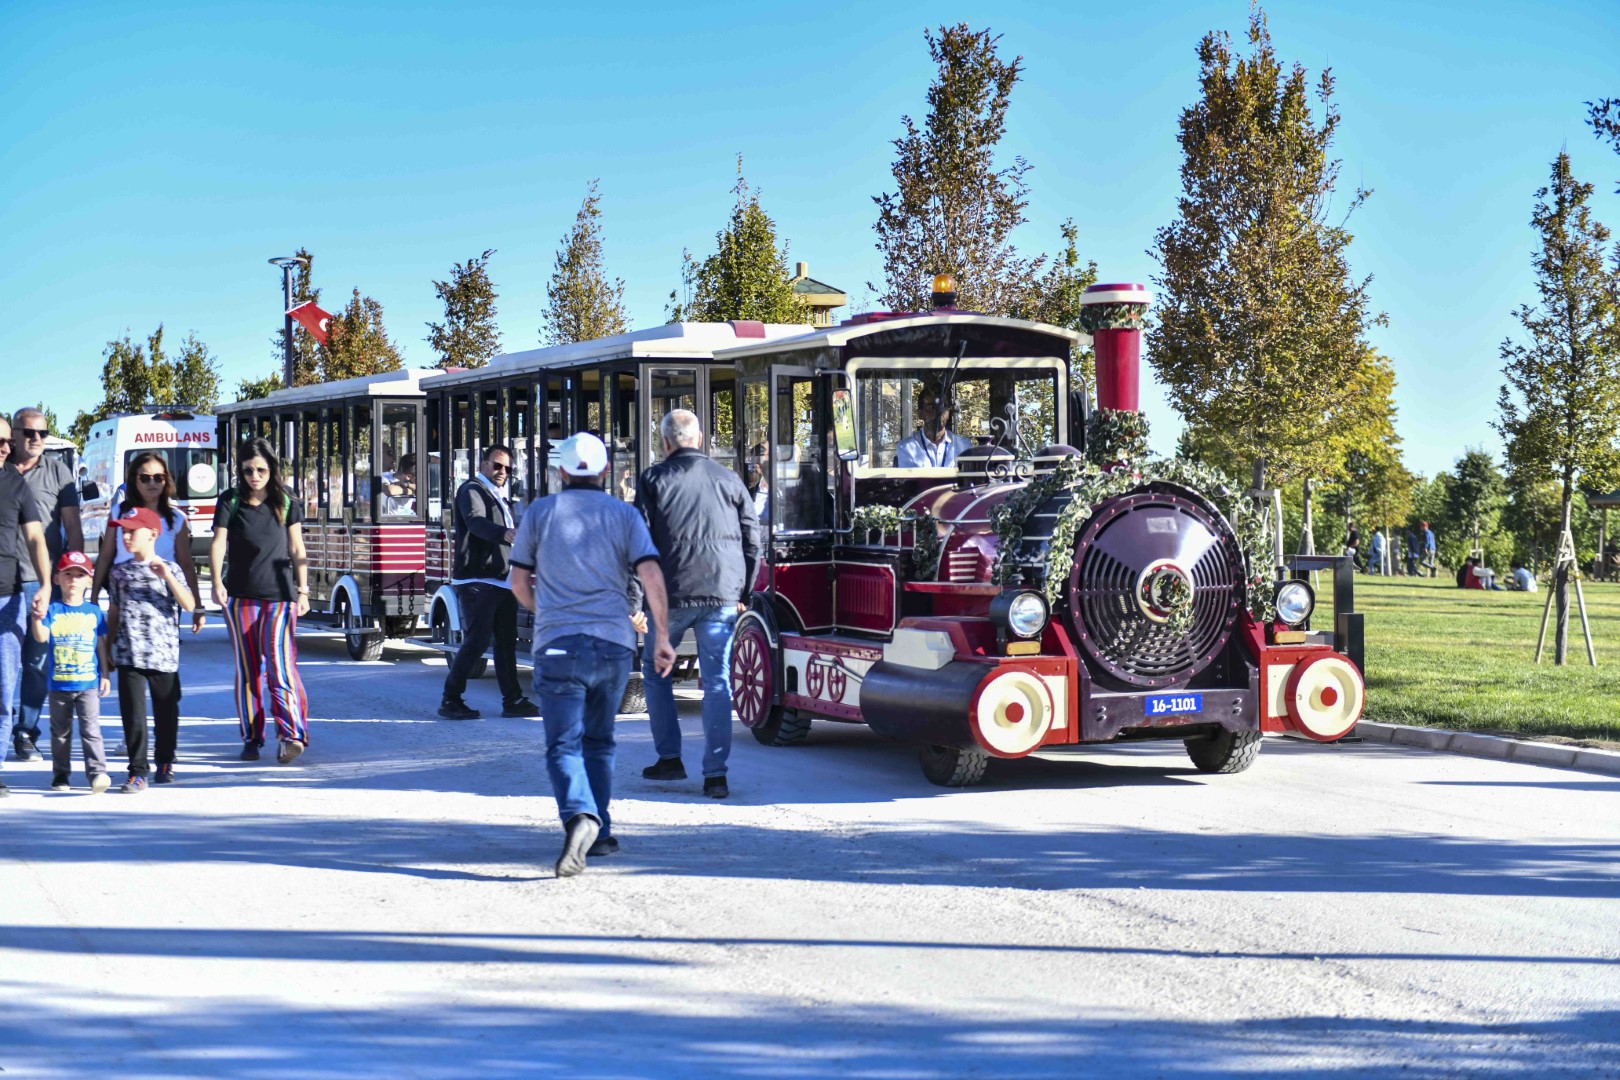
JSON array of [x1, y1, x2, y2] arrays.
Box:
[[268, 248, 322, 386], [324, 288, 404, 381], [427, 249, 502, 368], [669, 167, 806, 324], [1149, 8, 1385, 486], [1495, 151, 1620, 664], [542, 182, 629, 344], [871, 24, 1044, 315]]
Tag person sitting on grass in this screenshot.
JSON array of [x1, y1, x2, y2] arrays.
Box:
[[31, 551, 111, 794], [1511, 560, 1538, 592]]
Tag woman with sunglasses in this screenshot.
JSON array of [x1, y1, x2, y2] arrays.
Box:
[[209, 438, 312, 765], [91, 452, 204, 630]]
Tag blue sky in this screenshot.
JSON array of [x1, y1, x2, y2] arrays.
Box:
[[2, 0, 1617, 479]]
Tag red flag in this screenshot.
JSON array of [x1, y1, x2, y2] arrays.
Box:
[[287, 300, 333, 345]]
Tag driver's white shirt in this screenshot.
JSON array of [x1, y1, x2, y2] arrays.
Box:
[[896, 429, 972, 468]]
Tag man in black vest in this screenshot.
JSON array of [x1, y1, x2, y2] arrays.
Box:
[[440, 444, 536, 720]]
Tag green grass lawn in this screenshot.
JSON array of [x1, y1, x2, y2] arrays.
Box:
[[1316, 573, 1620, 746]]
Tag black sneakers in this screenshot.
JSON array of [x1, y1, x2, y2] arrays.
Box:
[[587, 835, 619, 857], [239, 743, 261, 761], [438, 699, 480, 720], [501, 697, 539, 718], [642, 757, 687, 781], [50, 773, 70, 791], [704, 776, 729, 799], [556, 813, 600, 878], [13, 737, 41, 762], [153, 764, 174, 785]]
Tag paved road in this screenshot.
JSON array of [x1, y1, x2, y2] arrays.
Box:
[[1, 624, 1616, 1078]]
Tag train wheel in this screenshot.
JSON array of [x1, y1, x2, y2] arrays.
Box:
[[1184, 729, 1262, 774], [619, 674, 647, 714], [337, 595, 384, 662], [918, 744, 989, 787], [730, 615, 806, 746]]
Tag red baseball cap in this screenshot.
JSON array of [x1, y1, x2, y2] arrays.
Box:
[[113, 506, 163, 534], [56, 550, 94, 576]]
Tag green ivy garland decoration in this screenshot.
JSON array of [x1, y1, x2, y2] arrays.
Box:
[[989, 452, 1276, 624], [850, 504, 943, 579], [1142, 570, 1196, 639], [1077, 301, 1149, 332], [1085, 408, 1150, 466]]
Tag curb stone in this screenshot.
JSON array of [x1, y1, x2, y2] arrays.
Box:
[[1351, 721, 1620, 777]]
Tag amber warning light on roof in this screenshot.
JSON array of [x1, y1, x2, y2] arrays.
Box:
[[930, 273, 958, 309]]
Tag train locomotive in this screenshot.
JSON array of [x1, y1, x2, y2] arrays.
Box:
[[721, 279, 1366, 785]]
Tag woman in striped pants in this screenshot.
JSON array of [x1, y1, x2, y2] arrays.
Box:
[[209, 438, 311, 764]]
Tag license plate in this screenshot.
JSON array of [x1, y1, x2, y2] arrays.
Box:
[[1145, 692, 1203, 717]]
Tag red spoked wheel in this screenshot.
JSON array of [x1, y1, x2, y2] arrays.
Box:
[[729, 613, 807, 746]]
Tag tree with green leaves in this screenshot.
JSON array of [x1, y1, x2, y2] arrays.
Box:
[[543, 182, 630, 344], [171, 331, 221, 410], [1446, 448, 1506, 558], [1149, 8, 1385, 487], [30, 403, 59, 436], [1588, 97, 1619, 191], [269, 247, 322, 386], [871, 24, 1047, 315], [669, 166, 806, 324], [324, 288, 404, 381], [234, 372, 286, 402], [1013, 218, 1100, 386], [1496, 151, 1620, 664], [427, 249, 502, 368]]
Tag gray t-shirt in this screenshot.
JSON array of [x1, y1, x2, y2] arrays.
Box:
[[509, 486, 659, 654], [19, 456, 80, 578]]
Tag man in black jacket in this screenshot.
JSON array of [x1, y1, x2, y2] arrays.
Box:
[[440, 445, 537, 720], [636, 409, 760, 798]]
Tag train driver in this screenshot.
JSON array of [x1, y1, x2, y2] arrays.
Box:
[[895, 384, 971, 469]]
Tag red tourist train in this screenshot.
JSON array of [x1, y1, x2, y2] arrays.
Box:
[[715, 280, 1366, 785]]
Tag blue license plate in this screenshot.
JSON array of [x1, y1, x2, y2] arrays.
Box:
[[1145, 692, 1203, 717]]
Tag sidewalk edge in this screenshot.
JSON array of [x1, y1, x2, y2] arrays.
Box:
[[1351, 721, 1620, 777]]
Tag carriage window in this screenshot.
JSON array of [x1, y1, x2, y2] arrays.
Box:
[[299, 415, 319, 520], [709, 367, 736, 472], [351, 403, 372, 521], [646, 367, 696, 466], [579, 369, 603, 440], [450, 393, 473, 497], [543, 375, 568, 496], [611, 371, 638, 501], [854, 366, 1059, 468], [323, 410, 343, 519], [508, 384, 533, 509], [380, 403, 419, 520], [772, 374, 827, 533]]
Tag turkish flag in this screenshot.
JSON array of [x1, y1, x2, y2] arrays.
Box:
[[286, 300, 333, 345]]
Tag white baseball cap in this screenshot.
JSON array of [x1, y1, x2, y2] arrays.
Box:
[[559, 432, 609, 476]]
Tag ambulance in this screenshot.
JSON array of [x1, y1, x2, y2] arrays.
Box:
[[79, 410, 220, 553]]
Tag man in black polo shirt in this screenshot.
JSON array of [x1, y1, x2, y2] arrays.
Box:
[[0, 442, 54, 797]]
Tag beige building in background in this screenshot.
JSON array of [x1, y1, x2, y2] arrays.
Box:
[[790, 262, 847, 326]]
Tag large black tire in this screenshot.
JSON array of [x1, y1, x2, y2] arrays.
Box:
[[338, 595, 385, 662], [765, 708, 811, 746], [918, 744, 990, 787], [1185, 729, 1263, 773], [619, 674, 647, 714]]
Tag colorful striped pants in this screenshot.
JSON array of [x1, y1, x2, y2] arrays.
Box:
[[226, 598, 310, 746]]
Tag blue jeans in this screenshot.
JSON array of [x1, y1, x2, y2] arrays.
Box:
[[0, 591, 27, 770], [13, 580, 48, 742], [644, 606, 737, 778], [535, 634, 633, 837]]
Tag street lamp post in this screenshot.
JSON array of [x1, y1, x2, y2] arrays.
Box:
[[268, 255, 309, 389]]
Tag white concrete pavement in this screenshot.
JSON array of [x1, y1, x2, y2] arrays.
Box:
[[1, 623, 1617, 1078]]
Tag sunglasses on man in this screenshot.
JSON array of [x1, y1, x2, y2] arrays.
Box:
[[17, 428, 48, 440]]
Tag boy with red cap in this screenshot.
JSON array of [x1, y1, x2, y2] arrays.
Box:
[[30, 550, 111, 792], [107, 506, 196, 790]]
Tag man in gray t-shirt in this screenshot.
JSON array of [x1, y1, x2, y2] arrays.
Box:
[[509, 432, 675, 879]]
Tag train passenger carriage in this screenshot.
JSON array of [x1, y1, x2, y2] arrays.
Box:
[[717, 280, 1366, 785], [416, 320, 809, 664], [215, 369, 431, 659]]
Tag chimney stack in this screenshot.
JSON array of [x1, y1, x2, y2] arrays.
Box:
[[1077, 283, 1151, 412], [794, 261, 808, 279]]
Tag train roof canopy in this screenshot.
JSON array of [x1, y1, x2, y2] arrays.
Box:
[[712, 311, 1088, 362], [217, 367, 430, 415], [420, 321, 813, 391]]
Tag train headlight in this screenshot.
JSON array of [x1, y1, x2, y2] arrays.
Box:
[[1273, 580, 1315, 627], [992, 589, 1049, 640]]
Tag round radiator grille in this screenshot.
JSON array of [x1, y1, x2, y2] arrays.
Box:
[[1064, 487, 1245, 689]]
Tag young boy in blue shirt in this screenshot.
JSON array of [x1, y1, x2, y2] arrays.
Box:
[[30, 551, 110, 793]]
